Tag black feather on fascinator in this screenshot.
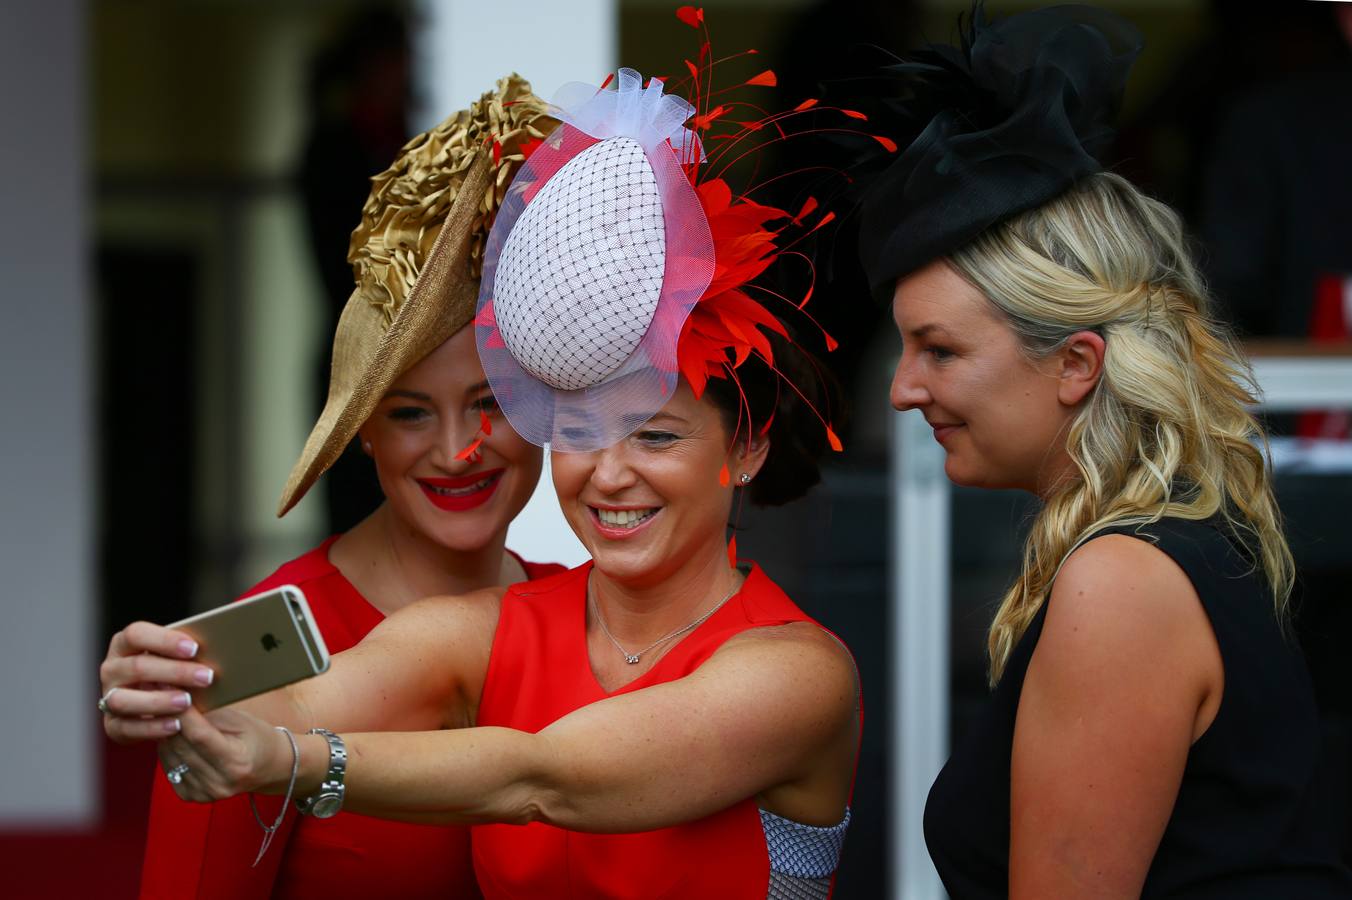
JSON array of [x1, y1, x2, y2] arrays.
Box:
[[857, 2, 1143, 300]]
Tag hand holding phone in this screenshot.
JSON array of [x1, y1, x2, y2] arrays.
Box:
[[168, 585, 330, 710]]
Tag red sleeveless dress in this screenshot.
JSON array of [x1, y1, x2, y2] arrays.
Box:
[[138, 538, 564, 900], [472, 561, 844, 899]]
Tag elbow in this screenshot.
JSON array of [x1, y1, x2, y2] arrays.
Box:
[[514, 782, 568, 827]]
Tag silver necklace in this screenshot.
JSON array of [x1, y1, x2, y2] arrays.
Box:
[[589, 575, 740, 665]]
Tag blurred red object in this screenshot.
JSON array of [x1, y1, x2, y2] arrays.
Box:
[[0, 741, 156, 898], [1297, 273, 1352, 439]]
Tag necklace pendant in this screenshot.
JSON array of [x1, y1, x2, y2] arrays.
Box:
[[625, 654, 640, 665]]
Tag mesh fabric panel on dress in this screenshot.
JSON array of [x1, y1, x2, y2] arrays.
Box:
[[760, 807, 850, 900]]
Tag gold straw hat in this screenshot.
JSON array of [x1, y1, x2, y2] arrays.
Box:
[[278, 74, 556, 516]]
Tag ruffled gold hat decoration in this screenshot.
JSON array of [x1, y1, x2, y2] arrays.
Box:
[[278, 74, 556, 516]]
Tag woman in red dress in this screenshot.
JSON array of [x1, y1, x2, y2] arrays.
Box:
[[133, 75, 563, 900], [102, 37, 865, 898]]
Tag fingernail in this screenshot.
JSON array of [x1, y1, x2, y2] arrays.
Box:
[[165, 718, 181, 734], [173, 692, 192, 710], [194, 668, 213, 686], [179, 640, 198, 658]]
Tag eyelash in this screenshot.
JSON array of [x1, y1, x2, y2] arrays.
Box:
[[926, 346, 955, 362], [561, 426, 597, 443], [388, 406, 429, 422], [474, 395, 500, 414], [635, 430, 678, 446]]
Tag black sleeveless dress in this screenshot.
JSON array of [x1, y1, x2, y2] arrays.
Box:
[[924, 517, 1352, 898]]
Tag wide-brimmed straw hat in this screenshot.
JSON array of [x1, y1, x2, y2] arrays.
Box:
[[278, 74, 555, 516]]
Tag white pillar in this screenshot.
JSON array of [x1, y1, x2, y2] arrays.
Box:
[[412, 0, 615, 567], [0, 0, 96, 825], [891, 409, 951, 898]]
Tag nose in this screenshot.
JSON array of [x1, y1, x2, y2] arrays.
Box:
[[889, 351, 931, 412], [588, 444, 637, 494], [431, 413, 480, 470]]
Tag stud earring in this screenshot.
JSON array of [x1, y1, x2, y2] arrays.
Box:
[[739, 473, 752, 485], [362, 441, 372, 453]]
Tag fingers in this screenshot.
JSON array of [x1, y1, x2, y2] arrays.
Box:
[[109, 621, 199, 662], [101, 685, 193, 718], [100, 621, 212, 748], [159, 736, 218, 803], [105, 710, 184, 745], [172, 708, 258, 800], [100, 652, 214, 695]]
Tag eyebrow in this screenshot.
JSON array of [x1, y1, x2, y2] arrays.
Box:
[[467, 380, 491, 394], [383, 389, 433, 402], [909, 324, 951, 340], [641, 412, 689, 427]]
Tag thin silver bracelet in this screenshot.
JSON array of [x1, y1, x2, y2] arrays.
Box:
[[249, 725, 299, 867]]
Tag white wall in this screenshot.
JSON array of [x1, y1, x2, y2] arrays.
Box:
[[412, 0, 617, 132], [0, 0, 96, 825]]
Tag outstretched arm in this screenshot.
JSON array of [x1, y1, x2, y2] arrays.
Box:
[[101, 588, 502, 743], [166, 623, 859, 832]]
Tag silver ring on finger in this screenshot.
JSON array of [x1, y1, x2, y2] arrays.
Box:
[[97, 686, 121, 715], [166, 763, 191, 785]]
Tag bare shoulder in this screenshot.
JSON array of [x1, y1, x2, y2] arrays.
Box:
[[712, 622, 858, 709], [399, 585, 506, 632], [1050, 533, 1206, 642], [1035, 532, 1222, 728], [361, 586, 506, 666], [402, 581, 505, 616]]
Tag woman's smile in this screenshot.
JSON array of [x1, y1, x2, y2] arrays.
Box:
[[588, 504, 662, 539], [929, 421, 965, 445], [417, 469, 504, 511]]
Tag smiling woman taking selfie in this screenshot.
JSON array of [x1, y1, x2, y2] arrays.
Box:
[[855, 4, 1352, 897], [100, 51, 862, 899], [122, 76, 562, 900]]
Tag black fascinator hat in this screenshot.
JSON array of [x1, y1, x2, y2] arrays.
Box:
[[858, 3, 1143, 301]]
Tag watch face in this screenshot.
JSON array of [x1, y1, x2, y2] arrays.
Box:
[[312, 794, 342, 818]]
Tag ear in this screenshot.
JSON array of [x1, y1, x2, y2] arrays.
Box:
[[1054, 330, 1106, 407], [732, 431, 771, 482]]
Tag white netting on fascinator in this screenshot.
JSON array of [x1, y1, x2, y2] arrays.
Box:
[[475, 69, 715, 451]]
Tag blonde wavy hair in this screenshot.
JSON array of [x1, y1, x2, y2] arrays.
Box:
[[946, 172, 1295, 684]]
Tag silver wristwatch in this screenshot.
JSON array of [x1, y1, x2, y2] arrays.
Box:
[[294, 728, 346, 818]]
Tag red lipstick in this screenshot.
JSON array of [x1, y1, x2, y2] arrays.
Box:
[[417, 469, 503, 512]]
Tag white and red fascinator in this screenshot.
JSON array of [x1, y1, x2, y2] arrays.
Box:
[[475, 6, 894, 457]]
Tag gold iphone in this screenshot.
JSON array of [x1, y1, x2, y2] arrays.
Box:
[[168, 585, 330, 711]]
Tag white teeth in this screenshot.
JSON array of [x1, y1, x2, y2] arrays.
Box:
[[428, 476, 495, 496], [596, 508, 657, 529]]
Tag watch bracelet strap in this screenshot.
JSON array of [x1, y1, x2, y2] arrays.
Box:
[[294, 727, 347, 815]]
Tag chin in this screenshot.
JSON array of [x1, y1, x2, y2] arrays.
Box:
[[429, 523, 498, 553], [409, 501, 503, 551], [942, 457, 980, 487], [942, 458, 1011, 492], [589, 543, 676, 590]]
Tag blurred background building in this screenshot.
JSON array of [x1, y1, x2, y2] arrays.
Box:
[[1, 1, 1348, 897]]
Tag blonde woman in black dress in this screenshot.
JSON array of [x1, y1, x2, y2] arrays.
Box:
[[856, 5, 1352, 897]]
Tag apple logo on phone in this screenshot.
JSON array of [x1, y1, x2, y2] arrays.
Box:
[[261, 633, 280, 652]]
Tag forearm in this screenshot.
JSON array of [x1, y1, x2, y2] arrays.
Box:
[[278, 704, 766, 832], [281, 727, 551, 827], [231, 684, 311, 732]]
